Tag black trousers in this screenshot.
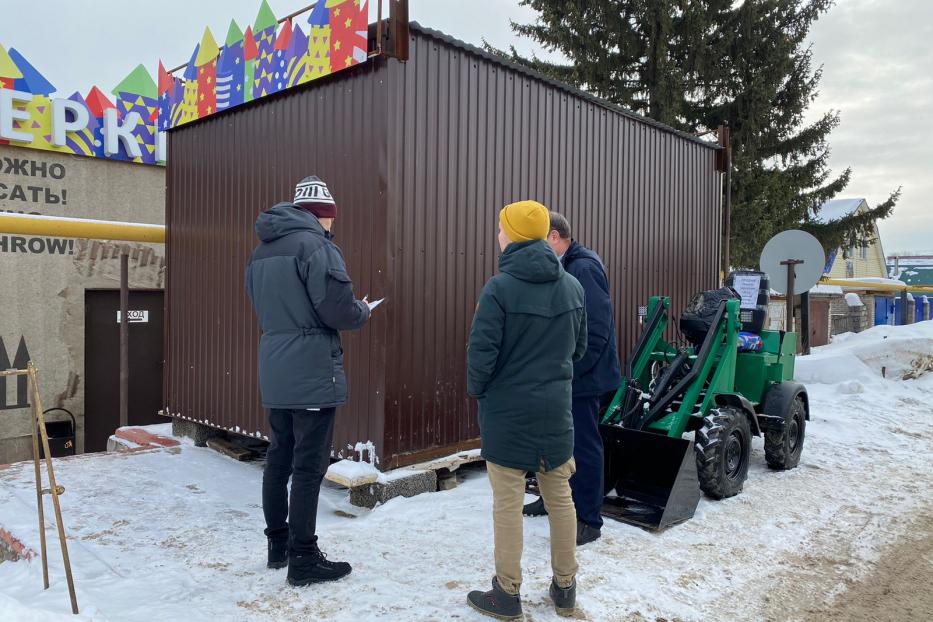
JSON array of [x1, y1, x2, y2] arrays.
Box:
[[262, 407, 336, 554], [569, 395, 605, 529]]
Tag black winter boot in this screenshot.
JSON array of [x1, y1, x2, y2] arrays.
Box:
[[576, 521, 601, 546], [522, 497, 548, 517], [267, 536, 288, 570], [549, 578, 577, 617], [467, 577, 523, 620], [287, 548, 352, 586]]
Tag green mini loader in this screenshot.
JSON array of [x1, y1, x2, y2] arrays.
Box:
[[599, 291, 809, 531]]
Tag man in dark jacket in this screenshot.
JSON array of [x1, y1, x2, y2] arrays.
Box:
[[245, 175, 370, 587], [466, 200, 587, 621], [524, 212, 622, 546]]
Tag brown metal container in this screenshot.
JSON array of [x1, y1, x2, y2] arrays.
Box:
[[164, 24, 722, 469]]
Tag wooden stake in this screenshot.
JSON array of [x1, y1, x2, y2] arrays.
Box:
[[27, 363, 79, 615]]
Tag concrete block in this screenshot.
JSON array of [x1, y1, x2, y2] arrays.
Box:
[[349, 470, 438, 509]]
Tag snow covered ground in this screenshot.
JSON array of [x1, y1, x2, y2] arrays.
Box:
[[1, 322, 932, 621]]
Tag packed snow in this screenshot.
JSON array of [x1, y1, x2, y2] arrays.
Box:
[[1, 322, 932, 621]]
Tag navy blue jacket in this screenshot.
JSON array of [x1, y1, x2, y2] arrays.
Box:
[[562, 241, 622, 397], [468, 240, 587, 472], [245, 204, 370, 409]]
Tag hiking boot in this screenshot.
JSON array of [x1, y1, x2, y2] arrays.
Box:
[[287, 548, 352, 586], [522, 497, 548, 517], [576, 521, 601, 546], [549, 578, 577, 617], [467, 576, 523, 620], [267, 536, 288, 570]]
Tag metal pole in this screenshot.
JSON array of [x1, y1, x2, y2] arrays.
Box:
[[800, 291, 811, 354], [781, 259, 803, 334], [120, 252, 129, 429], [719, 124, 732, 279]]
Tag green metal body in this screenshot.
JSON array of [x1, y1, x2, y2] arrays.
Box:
[[602, 296, 797, 436]]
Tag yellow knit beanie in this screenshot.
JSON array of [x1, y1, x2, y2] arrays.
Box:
[[499, 200, 549, 243]]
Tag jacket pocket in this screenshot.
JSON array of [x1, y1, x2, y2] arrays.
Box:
[[327, 267, 352, 283]]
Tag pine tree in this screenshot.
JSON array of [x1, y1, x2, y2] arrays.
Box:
[[499, 0, 899, 269]]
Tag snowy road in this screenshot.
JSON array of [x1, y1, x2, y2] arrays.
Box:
[[1, 322, 932, 621]]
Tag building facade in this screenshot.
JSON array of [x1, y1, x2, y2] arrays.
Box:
[[0, 145, 165, 463]]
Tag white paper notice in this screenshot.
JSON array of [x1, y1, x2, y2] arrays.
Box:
[[732, 275, 762, 310]]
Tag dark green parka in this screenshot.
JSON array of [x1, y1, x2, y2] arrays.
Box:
[[467, 240, 587, 472]]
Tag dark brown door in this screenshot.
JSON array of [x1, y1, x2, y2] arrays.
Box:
[[84, 290, 164, 453], [810, 299, 831, 347]]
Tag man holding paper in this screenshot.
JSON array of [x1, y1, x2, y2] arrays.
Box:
[[246, 175, 372, 587]]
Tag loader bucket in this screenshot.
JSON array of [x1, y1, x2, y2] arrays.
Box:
[[600, 424, 701, 531]]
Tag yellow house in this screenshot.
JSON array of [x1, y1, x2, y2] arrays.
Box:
[[819, 198, 888, 279]]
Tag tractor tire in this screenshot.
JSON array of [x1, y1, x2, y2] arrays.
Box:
[[764, 396, 807, 470], [694, 407, 751, 499]]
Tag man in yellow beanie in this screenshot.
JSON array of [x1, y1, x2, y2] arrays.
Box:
[[466, 200, 587, 620]]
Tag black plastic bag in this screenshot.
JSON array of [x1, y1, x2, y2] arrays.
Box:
[[679, 287, 739, 345]]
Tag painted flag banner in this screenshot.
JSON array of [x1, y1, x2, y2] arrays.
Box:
[[0, 1, 370, 164]]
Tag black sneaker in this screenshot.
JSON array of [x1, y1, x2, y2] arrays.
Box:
[[549, 578, 577, 617], [522, 497, 548, 517], [576, 522, 601, 546], [287, 548, 352, 586], [267, 536, 288, 570], [467, 576, 523, 620]]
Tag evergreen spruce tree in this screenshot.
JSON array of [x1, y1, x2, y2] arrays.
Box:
[[497, 0, 899, 268]]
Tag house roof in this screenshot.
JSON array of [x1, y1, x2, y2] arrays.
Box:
[[815, 198, 867, 224]]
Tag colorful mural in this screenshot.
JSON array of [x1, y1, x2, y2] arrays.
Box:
[[0, 1, 370, 164], [161, 0, 369, 129]]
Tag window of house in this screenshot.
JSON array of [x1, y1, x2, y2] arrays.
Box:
[[860, 245, 868, 260], [846, 261, 855, 278]]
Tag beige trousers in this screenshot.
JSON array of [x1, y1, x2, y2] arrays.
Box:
[[487, 458, 578, 595]]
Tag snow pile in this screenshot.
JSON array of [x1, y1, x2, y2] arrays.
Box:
[[327, 459, 383, 486], [797, 321, 933, 386], [845, 292, 864, 307]]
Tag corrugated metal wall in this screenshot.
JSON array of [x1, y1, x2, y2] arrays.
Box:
[[165, 24, 721, 469], [165, 63, 389, 453], [382, 27, 721, 465]]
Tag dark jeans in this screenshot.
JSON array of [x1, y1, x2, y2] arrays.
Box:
[[569, 395, 604, 529], [262, 407, 336, 554]]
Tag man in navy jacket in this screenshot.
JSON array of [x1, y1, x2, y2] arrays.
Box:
[[524, 212, 622, 545], [246, 175, 370, 586]]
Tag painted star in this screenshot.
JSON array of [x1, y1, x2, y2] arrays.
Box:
[[345, 18, 352, 28], [345, 56, 352, 67]]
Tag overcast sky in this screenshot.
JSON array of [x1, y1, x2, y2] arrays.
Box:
[[1, 0, 928, 253]]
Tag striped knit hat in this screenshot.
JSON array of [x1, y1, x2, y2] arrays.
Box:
[[294, 175, 337, 219]]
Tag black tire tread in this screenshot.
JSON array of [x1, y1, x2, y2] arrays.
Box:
[[694, 407, 751, 499], [764, 396, 806, 470]]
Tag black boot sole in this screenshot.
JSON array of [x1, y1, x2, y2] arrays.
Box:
[[467, 598, 524, 621], [287, 569, 352, 587], [576, 531, 601, 546]]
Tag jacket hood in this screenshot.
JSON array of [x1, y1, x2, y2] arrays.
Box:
[[499, 240, 563, 283], [255, 203, 324, 242]]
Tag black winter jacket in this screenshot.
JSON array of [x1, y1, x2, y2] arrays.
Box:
[[246, 204, 369, 409], [467, 240, 587, 472]]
